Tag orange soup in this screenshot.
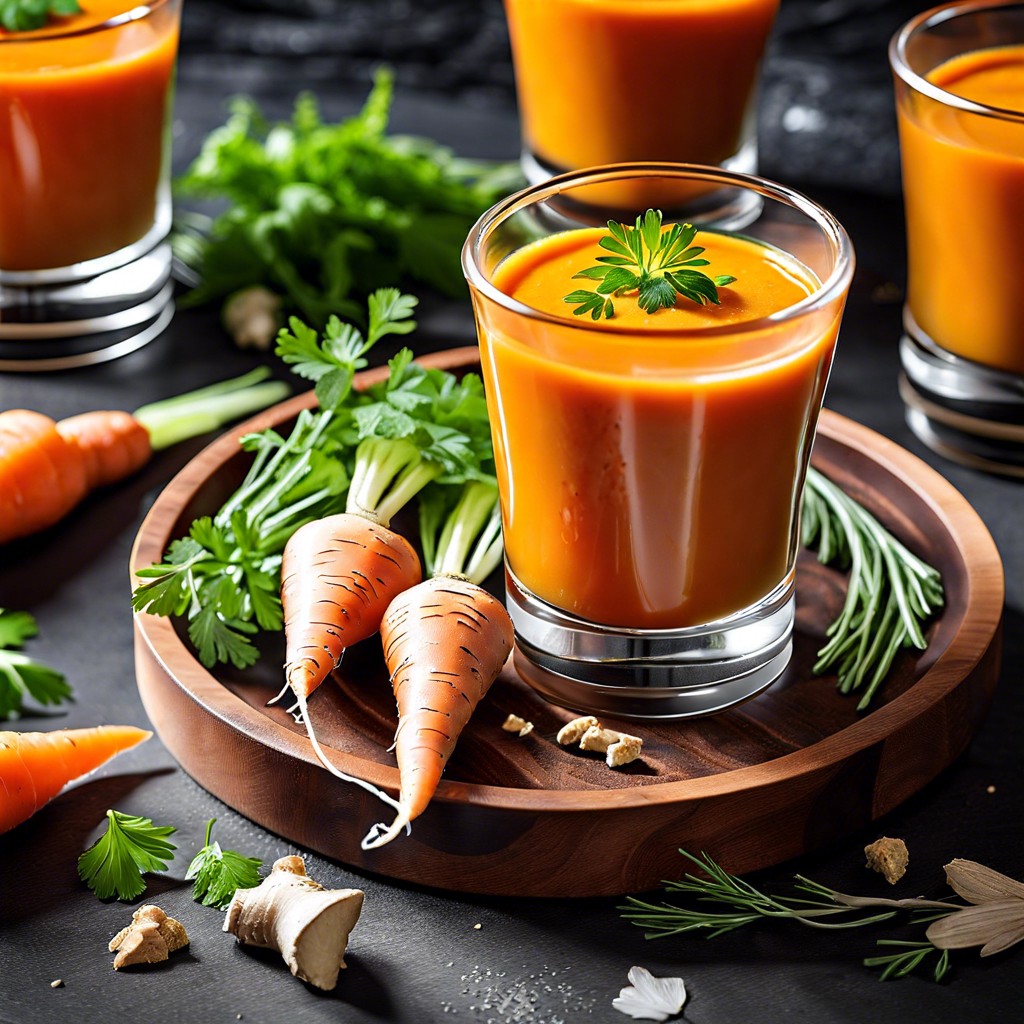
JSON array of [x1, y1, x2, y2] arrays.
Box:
[[504, 0, 779, 173], [0, 0, 180, 271], [473, 228, 842, 630], [898, 45, 1024, 375]]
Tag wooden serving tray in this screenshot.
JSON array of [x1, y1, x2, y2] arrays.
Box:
[[131, 348, 1004, 897]]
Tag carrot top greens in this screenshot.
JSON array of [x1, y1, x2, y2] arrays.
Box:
[[133, 288, 494, 671]]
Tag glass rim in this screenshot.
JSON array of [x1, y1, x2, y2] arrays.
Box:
[[889, 0, 1024, 125], [461, 162, 855, 340], [0, 0, 175, 45]]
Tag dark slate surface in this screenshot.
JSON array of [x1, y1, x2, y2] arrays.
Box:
[[2, 2, 1022, 1022]]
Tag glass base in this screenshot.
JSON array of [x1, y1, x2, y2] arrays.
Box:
[[899, 313, 1024, 476], [506, 566, 794, 720], [519, 141, 763, 232], [0, 238, 173, 371]]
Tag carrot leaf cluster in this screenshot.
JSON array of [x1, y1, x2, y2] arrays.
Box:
[[133, 287, 496, 671], [0, 608, 72, 719], [173, 68, 521, 326], [564, 210, 737, 320]]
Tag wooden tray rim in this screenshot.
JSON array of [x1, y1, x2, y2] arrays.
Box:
[[131, 346, 1005, 813]]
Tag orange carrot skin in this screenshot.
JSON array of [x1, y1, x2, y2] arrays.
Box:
[[56, 410, 151, 490], [381, 576, 513, 827], [0, 410, 90, 545], [0, 408, 151, 544], [281, 513, 422, 699], [0, 725, 152, 834]]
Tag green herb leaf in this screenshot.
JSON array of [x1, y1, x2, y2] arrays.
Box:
[[801, 466, 944, 709], [78, 810, 177, 901], [185, 819, 262, 909], [0, 608, 72, 719], [564, 210, 736, 319], [0, 0, 80, 32]]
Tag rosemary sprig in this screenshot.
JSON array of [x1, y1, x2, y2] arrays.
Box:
[[801, 466, 944, 710], [865, 940, 951, 982], [563, 209, 736, 320], [620, 851, 969, 983]]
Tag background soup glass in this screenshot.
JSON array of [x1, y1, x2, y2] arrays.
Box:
[[0, 0, 182, 370], [503, 0, 780, 187], [891, 1, 1024, 473], [462, 164, 854, 719]]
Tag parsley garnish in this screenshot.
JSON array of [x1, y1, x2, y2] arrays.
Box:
[[78, 809, 177, 901], [0, 0, 79, 32], [563, 209, 737, 320], [0, 608, 72, 719], [186, 818, 262, 909]]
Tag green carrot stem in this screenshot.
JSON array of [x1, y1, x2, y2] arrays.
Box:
[[431, 480, 503, 583], [345, 437, 441, 526], [133, 368, 290, 451]]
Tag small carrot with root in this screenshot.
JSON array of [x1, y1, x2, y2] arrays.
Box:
[[132, 289, 418, 670], [0, 725, 151, 834], [363, 477, 512, 849], [279, 350, 494, 809], [0, 368, 289, 546]]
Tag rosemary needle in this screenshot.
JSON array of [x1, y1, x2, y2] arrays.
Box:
[[801, 466, 944, 710]]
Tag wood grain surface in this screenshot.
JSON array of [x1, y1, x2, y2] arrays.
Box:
[[131, 348, 1004, 897]]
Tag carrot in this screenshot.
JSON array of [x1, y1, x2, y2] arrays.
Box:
[[363, 576, 513, 849], [0, 369, 289, 546], [281, 512, 423, 701], [362, 479, 512, 850], [0, 725, 151, 834]]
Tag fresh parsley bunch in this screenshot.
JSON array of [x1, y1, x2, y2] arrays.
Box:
[[174, 68, 521, 326], [0, 608, 71, 719]]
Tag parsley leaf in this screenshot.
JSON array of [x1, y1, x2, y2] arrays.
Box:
[[0, 0, 79, 32], [563, 209, 737, 319], [78, 809, 177, 901], [185, 818, 262, 909], [0, 608, 72, 719]]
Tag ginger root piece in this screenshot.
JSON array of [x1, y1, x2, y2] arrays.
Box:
[[501, 713, 534, 737], [222, 286, 282, 350], [109, 905, 189, 970], [224, 855, 364, 991], [865, 837, 909, 884], [578, 725, 643, 767], [556, 716, 599, 746]]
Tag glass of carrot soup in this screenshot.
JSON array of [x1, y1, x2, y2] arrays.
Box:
[[463, 165, 854, 719], [503, 0, 779, 190], [0, 0, 182, 371], [891, 2, 1024, 472]]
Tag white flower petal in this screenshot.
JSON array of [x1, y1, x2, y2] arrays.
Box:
[[612, 967, 687, 1021]]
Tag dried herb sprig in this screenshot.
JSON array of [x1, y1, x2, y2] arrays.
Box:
[[620, 852, 1024, 983], [801, 466, 944, 709]]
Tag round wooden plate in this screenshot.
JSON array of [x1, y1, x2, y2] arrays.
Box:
[[131, 348, 1004, 897]]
